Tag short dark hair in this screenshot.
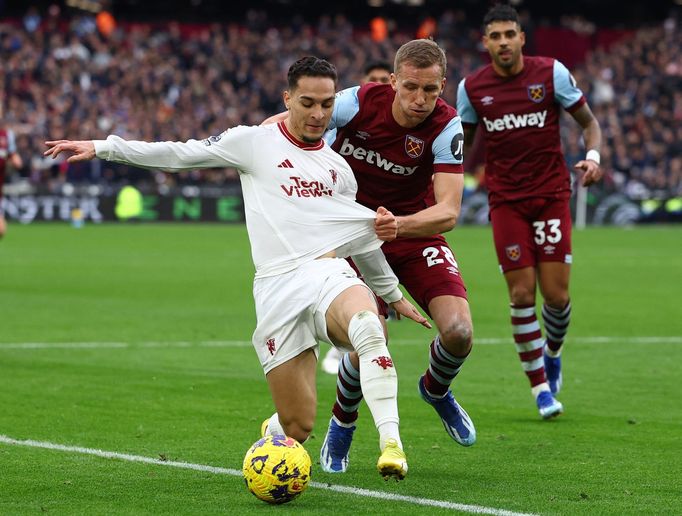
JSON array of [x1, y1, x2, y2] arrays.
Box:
[[287, 56, 337, 90], [364, 61, 391, 76], [483, 4, 521, 30]]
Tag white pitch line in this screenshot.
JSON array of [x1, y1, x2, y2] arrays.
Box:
[[0, 336, 680, 350], [0, 434, 534, 516], [0, 341, 251, 350]]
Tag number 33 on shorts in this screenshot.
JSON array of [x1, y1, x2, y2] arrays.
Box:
[[533, 218, 562, 245]]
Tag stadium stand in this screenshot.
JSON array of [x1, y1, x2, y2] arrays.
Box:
[[1, 6, 680, 211]]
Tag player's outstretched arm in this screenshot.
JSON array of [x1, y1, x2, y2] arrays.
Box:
[[44, 140, 96, 163], [47, 133, 245, 172]]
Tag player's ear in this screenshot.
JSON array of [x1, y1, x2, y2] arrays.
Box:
[[283, 90, 291, 110], [519, 30, 526, 48], [390, 72, 398, 92]]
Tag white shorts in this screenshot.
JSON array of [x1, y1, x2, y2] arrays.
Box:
[[252, 258, 368, 374]]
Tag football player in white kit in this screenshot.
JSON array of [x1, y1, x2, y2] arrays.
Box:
[[44, 56, 431, 480]]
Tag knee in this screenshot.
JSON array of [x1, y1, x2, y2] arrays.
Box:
[[439, 318, 473, 355], [348, 310, 385, 356], [280, 416, 314, 444], [509, 285, 535, 306]]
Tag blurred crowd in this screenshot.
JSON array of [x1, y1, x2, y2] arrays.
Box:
[[1, 6, 680, 199], [563, 21, 682, 200]]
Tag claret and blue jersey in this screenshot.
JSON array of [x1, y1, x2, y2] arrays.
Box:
[[326, 83, 464, 215], [457, 56, 586, 207]]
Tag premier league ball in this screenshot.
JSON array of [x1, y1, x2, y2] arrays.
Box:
[[242, 434, 311, 504]]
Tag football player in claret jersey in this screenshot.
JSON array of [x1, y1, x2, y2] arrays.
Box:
[[0, 122, 23, 239], [457, 4, 603, 418], [44, 56, 435, 480], [318, 39, 477, 473]]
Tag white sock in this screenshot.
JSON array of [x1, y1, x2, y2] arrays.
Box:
[[348, 311, 401, 449], [331, 415, 356, 429], [545, 344, 562, 358], [378, 422, 402, 451], [531, 383, 551, 399], [265, 413, 284, 436]]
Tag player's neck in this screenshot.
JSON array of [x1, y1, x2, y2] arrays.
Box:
[[282, 119, 322, 147], [493, 54, 524, 78]]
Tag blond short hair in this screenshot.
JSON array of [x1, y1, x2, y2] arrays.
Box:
[[394, 39, 446, 77]]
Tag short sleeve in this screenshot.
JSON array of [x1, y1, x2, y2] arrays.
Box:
[[553, 60, 586, 111], [431, 116, 464, 172], [456, 79, 478, 125], [328, 86, 361, 131]]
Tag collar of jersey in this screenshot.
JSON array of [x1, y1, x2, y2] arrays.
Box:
[[277, 122, 324, 150]]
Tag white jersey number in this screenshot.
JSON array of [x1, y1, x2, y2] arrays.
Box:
[[533, 219, 562, 245], [423, 246, 458, 270]]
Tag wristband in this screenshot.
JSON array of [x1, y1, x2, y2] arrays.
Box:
[[586, 149, 601, 165]]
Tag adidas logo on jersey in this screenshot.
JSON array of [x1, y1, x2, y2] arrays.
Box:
[[482, 110, 547, 132], [277, 159, 294, 168], [338, 138, 418, 176]]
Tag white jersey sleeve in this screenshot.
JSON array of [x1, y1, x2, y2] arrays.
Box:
[[349, 248, 401, 303], [327, 86, 361, 131], [93, 126, 257, 171]]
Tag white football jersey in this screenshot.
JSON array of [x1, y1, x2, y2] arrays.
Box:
[[94, 122, 382, 278]]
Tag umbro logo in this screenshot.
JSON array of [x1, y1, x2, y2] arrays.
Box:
[[277, 159, 294, 168], [482, 96, 494, 106]]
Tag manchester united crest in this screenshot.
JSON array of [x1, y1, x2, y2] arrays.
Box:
[[527, 83, 545, 103], [372, 356, 394, 369], [505, 244, 521, 261], [404, 135, 424, 158]]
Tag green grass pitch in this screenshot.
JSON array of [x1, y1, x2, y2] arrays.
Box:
[[1, 223, 680, 515]]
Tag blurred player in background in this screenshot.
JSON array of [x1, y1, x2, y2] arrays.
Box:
[[315, 38, 477, 473], [363, 61, 392, 84], [45, 56, 434, 480], [320, 60, 392, 375], [0, 121, 23, 239], [457, 4, 603, 418]]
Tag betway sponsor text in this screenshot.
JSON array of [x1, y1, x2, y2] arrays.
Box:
[[482, 110, 547, 132], [338, 139, 418, 176]]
